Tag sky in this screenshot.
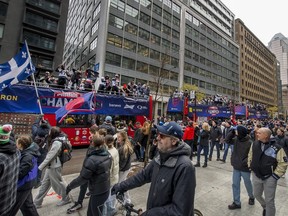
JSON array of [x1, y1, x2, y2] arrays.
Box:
[[220, 0, 288, 45]]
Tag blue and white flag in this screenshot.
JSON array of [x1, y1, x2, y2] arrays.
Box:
[[0, 42, 35, 91]]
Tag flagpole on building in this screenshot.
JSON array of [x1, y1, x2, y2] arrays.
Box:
[[25, 40, 43, 115]]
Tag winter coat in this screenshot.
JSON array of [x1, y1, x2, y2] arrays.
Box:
[[248, 139, 288, 180], [231, 135, 252, 172], [68, 147, 112, 195], [199, 130, 210, 146], [183, 126, 195, 141], [210, 126, 222, 142], [117, 142, 196, 216], [108, 147, 119, 186], [99, 122, 116, 135], [224, 127, 235, 144], [0, 140, 20, 216], [38, 135, 66, 170], [118, 145, 132, 172], [17, 143, 41, 191], [275, 135, 288, 157]]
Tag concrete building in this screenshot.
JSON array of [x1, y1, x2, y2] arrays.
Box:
[[0, 0, 69, 72], [268, 33, 288, 118], [62, 0, 239, 114], [235, 18, 278, 108]]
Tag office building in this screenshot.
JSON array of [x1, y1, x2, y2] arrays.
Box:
[[0, 0, 69, 72], [268, 33, 288, 117], [62, 0, 239, 115], [235, 18, 278, 107]]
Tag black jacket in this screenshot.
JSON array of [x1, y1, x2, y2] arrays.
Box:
[[18, 143, 41, 191], [199, 130, 210, 146], [275, 135, 288, 156], [68, 147, 111, 195], [250, 139, 282, 180], [117, 142, 196, 216], [210, 126, 222, 142], [231, 135, 252, 172], [0, 140, 20, 216], [224, 127, 235, 144], [118, 145, 132, 172]]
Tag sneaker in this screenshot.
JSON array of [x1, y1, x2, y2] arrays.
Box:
[[220, 159, 226, 163], [208, 157, 212, 161], [202, 163, 207, 168], [57, 199, 71, 206], [216, 158, 220, 161], [194, 162, 200, 167], [228, 202, 241, 210], [248, 198, 255, 205], [67, 202, 83, 214]]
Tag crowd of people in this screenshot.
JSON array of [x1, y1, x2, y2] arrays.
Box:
[[32, 65, 151, 98], [0, 114, 287, 216]]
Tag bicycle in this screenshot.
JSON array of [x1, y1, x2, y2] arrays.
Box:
[[116, 192, 142, 216], [116, 192, 203, 216]]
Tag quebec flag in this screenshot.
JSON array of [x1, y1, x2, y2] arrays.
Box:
[[0, 41, 35, 91]]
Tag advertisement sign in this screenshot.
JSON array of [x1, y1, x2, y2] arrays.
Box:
[[0, 85, 149, 116], [167, 97, 184, 113]]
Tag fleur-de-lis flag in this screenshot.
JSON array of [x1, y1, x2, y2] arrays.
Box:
[[0, 41, 35, 91]]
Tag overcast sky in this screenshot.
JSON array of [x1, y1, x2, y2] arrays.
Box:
[[220, 0, 288, 45]]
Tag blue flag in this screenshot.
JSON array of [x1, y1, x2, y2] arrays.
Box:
[[0, 42, 35, 91], [55, 92, 95, 123]]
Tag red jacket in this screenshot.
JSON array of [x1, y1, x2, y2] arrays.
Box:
[[183, 126, 195, 140]]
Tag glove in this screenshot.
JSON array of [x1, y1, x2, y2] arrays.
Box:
[[111, 183, 123, 195], [66, 185, 72, 195]]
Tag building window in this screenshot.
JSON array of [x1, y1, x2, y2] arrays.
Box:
[[83, 33, 90, 45], [84, 18, 91, 32], [150, 34, 161, 45], [106, 52, 121, 66], [93, 3, 101, 19], [89, 37, 98, 51], [124, 22, 138, 36], [125, 4, 138, 18], [109, 14, 124, 29], [25, 11, 58, 32], [136, 61, 148, 73], [149, 65, 159, 76], [0, 24, 4, 39], [162, 24, 171, 35], [184, 76, 192, 84], [172, 2, 180, 13], [23, 30, 55, 50], [140, 12, 150, 25], [150, 49, 160, 60], [122, 57, 135, 70], [111, 0, 125, 12], [107, 33, 122, 48], [152, 3, 162, 16], [137, 44, 149, 57], [81, 47, 88, 60], [88, 55, 96, 68], [123, 39, 137, 52], [140, 0, 151, 8], [152, 19, 161, 31], [138, 28, 150, 41], [163, 10, 171, 23], [91, 20, 99, 35], [0, 2, 8, 17]]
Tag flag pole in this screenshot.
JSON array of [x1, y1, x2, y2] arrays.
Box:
[[25, 41, 43, 115]]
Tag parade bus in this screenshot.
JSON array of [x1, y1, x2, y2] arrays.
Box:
[[0, 84, 152, 146]]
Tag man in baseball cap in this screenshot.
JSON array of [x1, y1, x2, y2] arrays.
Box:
[[111, 121, 196, 215]]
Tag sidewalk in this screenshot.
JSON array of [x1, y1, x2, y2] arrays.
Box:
[[21, 157, 288, 216]]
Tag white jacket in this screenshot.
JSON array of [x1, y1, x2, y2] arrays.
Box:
[[108, 147, 119, 186]]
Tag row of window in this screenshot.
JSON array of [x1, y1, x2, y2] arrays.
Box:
[[105, 51, 178, 81], [26, 0, 60, 14], [25, 11, 58, 32], [183, 75, 238, 98], [184, 62, 238, 87], [24, 30, 55, 50]]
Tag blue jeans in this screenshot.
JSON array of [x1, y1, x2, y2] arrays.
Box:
[[197, 145, 209, 163], [232, 169, 254, 205], [222, 143, 234, 161], [209, 141, 220, 159]]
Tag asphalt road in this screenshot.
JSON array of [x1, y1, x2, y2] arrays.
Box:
[[62, 147, 88, 175]]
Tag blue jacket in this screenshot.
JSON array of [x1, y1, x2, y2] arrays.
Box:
[[18, 143, 41, 191]]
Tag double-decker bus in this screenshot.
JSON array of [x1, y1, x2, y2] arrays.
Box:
[[0, 84, 152, 146]]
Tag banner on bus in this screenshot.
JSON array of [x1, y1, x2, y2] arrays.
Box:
[[0, 85, 150, 116]]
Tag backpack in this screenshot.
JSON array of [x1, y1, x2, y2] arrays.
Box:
[[55, 137, 72, 165]]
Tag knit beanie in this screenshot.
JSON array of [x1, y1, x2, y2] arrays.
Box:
[[0, 124, 12, 144]]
